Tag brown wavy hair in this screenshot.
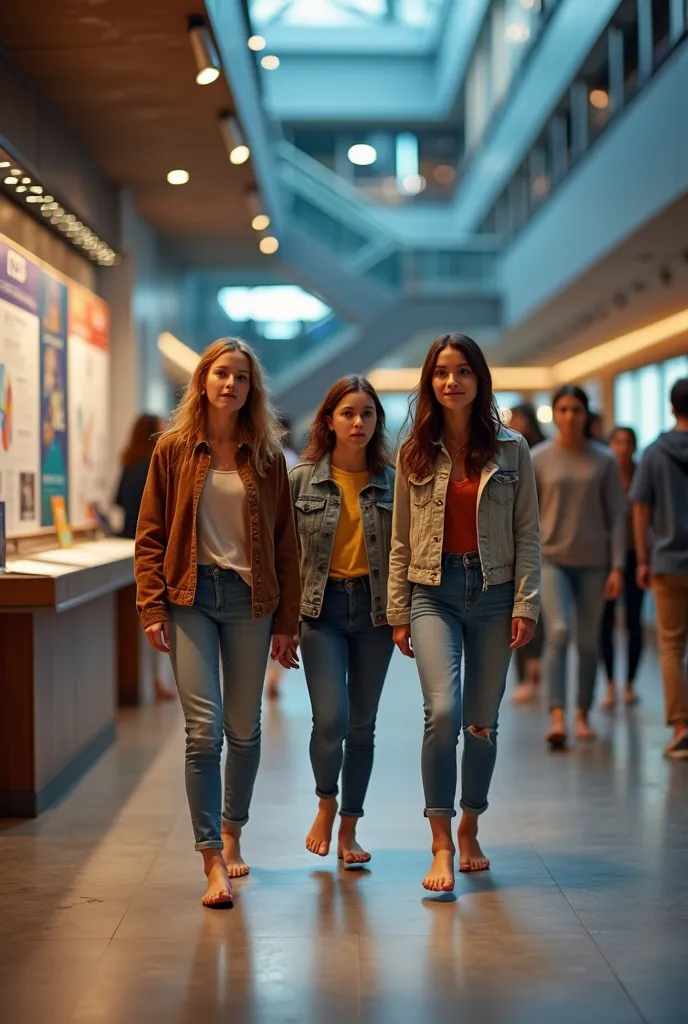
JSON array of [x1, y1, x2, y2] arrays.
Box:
[[400, 333, 499, 479], [301, 375, 392, 473], [161, 338, 283, 475], [121, 413, 161, 467]]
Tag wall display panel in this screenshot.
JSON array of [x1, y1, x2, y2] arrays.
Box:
[[0, 231, 110, 537], [67, 286, 110, 525], [0, 239, 41, 534]]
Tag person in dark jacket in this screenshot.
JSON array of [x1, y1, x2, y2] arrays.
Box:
[[632, 378, 688, 759], [115, 413, 175, 700]]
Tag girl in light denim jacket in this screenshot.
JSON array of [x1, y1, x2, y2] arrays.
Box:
[[388, 334, 541, 894], [290, 376, 395, 867]]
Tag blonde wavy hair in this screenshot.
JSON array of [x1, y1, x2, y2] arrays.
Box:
[[163, 338, 284, 475]]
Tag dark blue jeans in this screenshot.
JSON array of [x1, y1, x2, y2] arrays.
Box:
[[300, 578, 394, 817], [411, 554, 515, 818]]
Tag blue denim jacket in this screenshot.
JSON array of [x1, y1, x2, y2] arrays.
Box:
[[289, 455, 395, 626]]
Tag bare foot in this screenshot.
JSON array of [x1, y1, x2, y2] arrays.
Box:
[[513, 682, 536, 704], [305, 798, 338, 857], [575, 713, 597, 741], [337, 826, 371, 867], [221, 829, 250, 878], [201, 855, 233, 908], [457, 814, 490, 873], [155, 678, 177, 702], [546, 708, 568, 749], [600, 683, 616, 711], [422, 847, 455, 892], [625, 687, 639, 706]]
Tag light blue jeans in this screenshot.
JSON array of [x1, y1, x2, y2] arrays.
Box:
[[541, 561, 608, 712], [411, 554, 515, 818], [300, 578, 394, 817], [168, 565, 273, 850]]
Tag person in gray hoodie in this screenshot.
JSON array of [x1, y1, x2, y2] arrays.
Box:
[[631, 377, 688, 759]]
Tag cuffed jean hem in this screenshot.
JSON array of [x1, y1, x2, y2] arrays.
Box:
[[194, 840, 224, 851], [340, 809, 364, 818], [221, 815, 249, 830], [424, 807, 457, 818], [459, 799, 488, 816], [315, 786, 339, 801]]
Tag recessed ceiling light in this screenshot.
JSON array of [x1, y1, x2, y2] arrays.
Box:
[[4, 176, 18, 185], [167, 169, 190, 185], [29, 185, 43, 194], [230, 146, 250, 166], [259, 236, 279, 255], [261, 55, 280, 70], [248, 35, 266, 51], [348, 144, 377, 166], [21, 177, 31, 185], [252, 214, 270, 231], [16, 185, 27, 193], [0, 161, 9, 168]]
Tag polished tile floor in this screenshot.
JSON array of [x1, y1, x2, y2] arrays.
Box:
[[1, 642, 687, 1023]]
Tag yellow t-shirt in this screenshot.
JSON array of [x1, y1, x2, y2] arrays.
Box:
[[329, 466, 370, 579]]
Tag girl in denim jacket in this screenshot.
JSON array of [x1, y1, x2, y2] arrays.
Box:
[[388, 335, 541, 894], [290, 376, 395, 867]]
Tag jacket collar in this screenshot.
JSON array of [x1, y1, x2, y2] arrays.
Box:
[[433, 423, 518, 449], [311, 452, 389, 490]]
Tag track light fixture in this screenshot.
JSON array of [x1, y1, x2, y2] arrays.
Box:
[[219, 112, 250, 165], [188, 15, 221, 85], [245, 187, 270, 230]]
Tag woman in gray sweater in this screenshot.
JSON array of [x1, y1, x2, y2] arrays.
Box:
[[532, 385, 626, 749]]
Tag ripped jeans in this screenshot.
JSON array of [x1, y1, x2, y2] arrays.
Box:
[[411, 554, 515, 817]]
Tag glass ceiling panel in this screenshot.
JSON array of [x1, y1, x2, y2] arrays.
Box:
[[251, 0, 446, 30]]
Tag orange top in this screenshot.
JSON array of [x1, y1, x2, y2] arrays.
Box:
[[442, 477, 480, 554]]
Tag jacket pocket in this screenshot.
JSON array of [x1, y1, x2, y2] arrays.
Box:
[[295, 495, 327, 535], [409, 480, 433, 508], [487, 471, 518, 506]]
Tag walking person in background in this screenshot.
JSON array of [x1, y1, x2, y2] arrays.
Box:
[[508, 404, 546, 704], [265, 415, 301, 699], [291, 377, 395, 867], [388, 334, 540, 893], [588, 410, 606, 443], [533, 385, 626, 749], [135, 338, 301, 907], [600, 427, 644, 709], [115, 413, 176, 700], [632, 378, 688, 759]]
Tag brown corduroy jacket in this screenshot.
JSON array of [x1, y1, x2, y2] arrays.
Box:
[[135, 433, 301, 636]]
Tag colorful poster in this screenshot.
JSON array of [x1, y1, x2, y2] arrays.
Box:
[[67, 285, 110, 524], [0, 239, 41, 534], [40, 272, 69, 525]]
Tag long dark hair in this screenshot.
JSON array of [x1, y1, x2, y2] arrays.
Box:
[[400, 333, 499, 480], [552, 384, 592, 439], [509, 403, 545, 447], [121, 413, 161, 468], [302, 375, 392, 473]]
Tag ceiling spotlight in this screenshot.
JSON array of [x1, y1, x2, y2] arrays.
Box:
[[248, 35, 266, 51], [0, 161, 9, 168], [219, 112, 250, 165], [188, 16, 221, 85], [348, 144, 377, 166], [21, 177, 31, 185], [252, 214, 270, 231], [259, 236, 279, 255], [167, 169, 190, 185], [261, 55, 280, 70], [536, 405, 553, 424], [15, 185, 27, 193], [29, 185, 43, 194], [4, 176, 18, 185]]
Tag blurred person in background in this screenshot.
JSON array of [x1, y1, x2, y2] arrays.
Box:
[[600, 427, 644, 709], [509, 404, 546, 703], [116, 413, 176, 701], [533, 385, 626, 749], [632, 378, 688, 759], [265, 415, 301, 699], [388, 334, 540, 893], [588, 410, 606, 442], [291, 377, 395, 867]]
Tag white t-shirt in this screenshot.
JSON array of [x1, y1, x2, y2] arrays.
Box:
[[197, 470, 251, 584]]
